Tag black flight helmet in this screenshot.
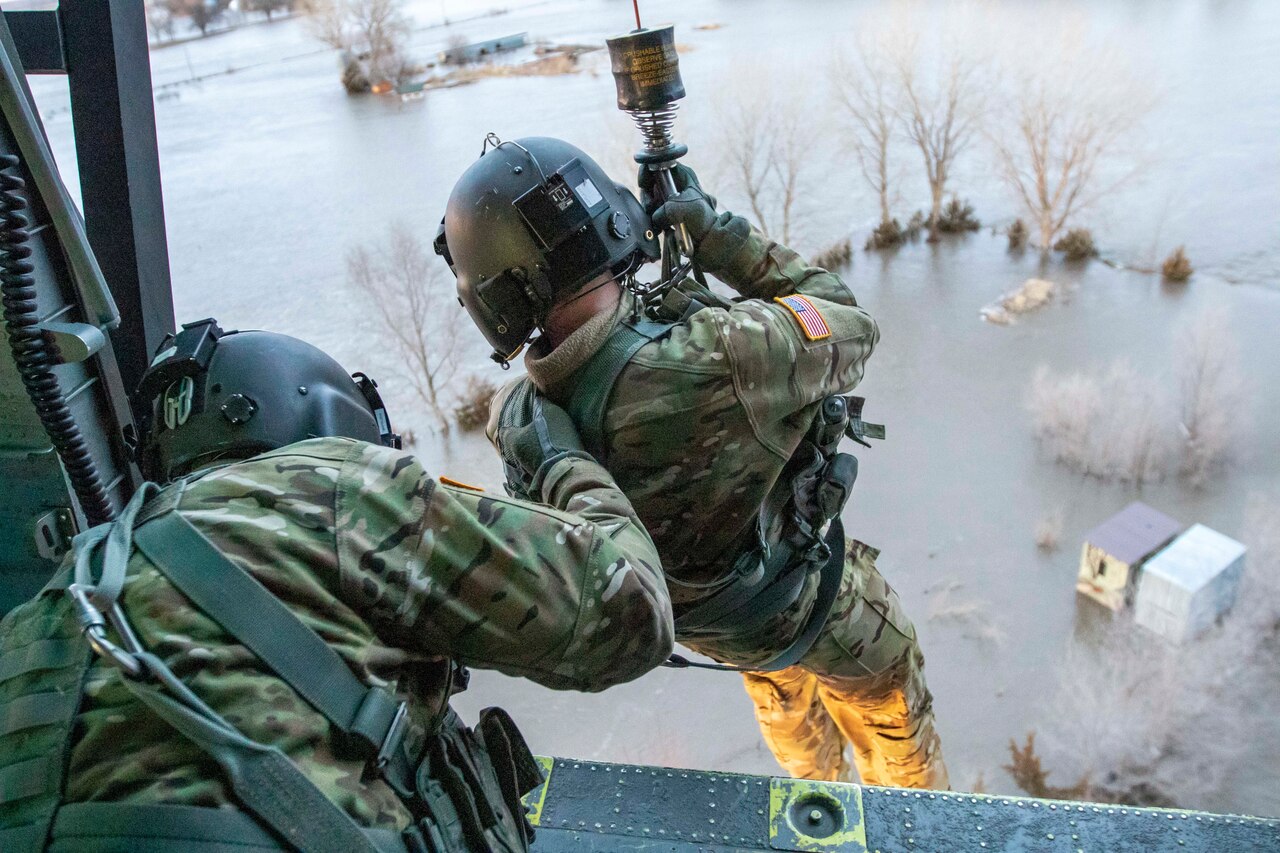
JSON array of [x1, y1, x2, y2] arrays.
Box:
[[434, 136, 660, 364], [134, 318, 399, 482]]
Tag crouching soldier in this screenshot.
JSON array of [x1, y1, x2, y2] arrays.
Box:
[[436, 137, 947, 788], [0, 319, 672, 851]]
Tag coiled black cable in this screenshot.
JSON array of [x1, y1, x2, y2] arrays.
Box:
[[1, 153, 115, 525]]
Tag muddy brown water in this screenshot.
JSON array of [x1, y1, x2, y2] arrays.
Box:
[[26, 0, 1280, 816]]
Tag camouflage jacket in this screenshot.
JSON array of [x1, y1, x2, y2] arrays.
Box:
[[490, 216, 879, 615], [0, 437, 670, 830]]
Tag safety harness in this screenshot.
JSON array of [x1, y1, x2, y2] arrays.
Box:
[[0, 480, 540, 853], [507, 281, 883, 673]]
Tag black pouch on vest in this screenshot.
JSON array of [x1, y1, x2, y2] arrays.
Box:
[[816, 453, 859, 522], [476, 706, 542, 845]]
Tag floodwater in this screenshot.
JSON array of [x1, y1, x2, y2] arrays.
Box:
[[26, 0, 1280, 816]]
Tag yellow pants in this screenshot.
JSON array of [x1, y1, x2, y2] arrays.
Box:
[[687, 540, 948, 789]]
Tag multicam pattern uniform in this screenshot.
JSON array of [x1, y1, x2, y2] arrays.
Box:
[[1, 437, 671, 830], [490, 213, 947, 788]]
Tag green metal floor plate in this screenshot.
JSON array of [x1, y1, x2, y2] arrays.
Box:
[[524, 758, 1280, 851], [858, 785, 1280, 852]]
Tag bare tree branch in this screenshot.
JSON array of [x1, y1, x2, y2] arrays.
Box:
[[300, 0, 410, 81], [830, 39, 899, 225], [891, 35, 984, 242], [347, 223, 461, 434], [713, 80, 813, 247], [989, 31, 1153, 249], [1176, 306, 1244, 486]]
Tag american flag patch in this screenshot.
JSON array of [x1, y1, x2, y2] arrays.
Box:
[[773, 294, 831, 341]]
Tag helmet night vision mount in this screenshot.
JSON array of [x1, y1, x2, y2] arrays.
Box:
[[134, 318, 399, 482]]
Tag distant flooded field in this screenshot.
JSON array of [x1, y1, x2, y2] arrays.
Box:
[[28, 0, 1280, 816]]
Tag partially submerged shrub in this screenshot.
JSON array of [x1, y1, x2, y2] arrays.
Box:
[[1006, 733, 1089, 801], [936, 197, 980, 233], [1028, 309, 1244, 489], [1007, 219, 1028, 250], [1176, 307, 1243, 487], [454, 375, 499, 432], [926, 580, 1005, 644], [863, 219, 903, 251], [904, 210, 926, 240], [341, 56, 371, 94], [1028, 365, 1103, 474], [1053, 228, 1097, 261], [812, 237, 853, 269], [1162, 246, 1193, 282], [1028, 361, 1167, 484]]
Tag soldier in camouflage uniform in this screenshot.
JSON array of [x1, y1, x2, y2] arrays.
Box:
[[436, 138, 946, 788], [0, 320, 672, 851]]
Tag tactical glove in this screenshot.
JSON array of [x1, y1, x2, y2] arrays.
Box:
[[637, 163, 716, 215], [497, 388, 593, 500], [638, 164, 719, 248]]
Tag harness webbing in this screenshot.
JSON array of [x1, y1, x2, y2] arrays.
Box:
[[554, 288, 867, 674], [52, 486, 388, 853], [0, 638, 82, 683], [666, 519, 847, 673], [132, 507, 412, 788], [115, 657, 381, 853], [48, 802, 412, 852], [565, 318, 674, 461], [0, 753, 63, 803], [0, 691, 82, 738]]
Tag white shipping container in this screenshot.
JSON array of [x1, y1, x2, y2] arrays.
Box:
[[1133, 524, 1246, 644]]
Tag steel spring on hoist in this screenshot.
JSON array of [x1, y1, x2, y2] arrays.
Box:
[[0, 153, 115, 526], [628, 104, 680, 156]]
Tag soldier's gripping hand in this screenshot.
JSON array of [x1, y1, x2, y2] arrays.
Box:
[[497, 389, 593, 500], [638, 163, 716, 215], [638, 163, 719, 247]]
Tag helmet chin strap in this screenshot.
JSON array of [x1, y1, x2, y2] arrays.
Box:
[[554, 263, 631, 311], [534, 253, 645, 341]]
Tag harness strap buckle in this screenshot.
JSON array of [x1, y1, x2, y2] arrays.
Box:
[[375, 701, 410, 771]]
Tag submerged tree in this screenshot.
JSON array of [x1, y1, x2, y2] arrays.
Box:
[[990, 29, 1152, 250], [243, 0, 292, 21], [144, 1, 177, 42], [1176, 306, 1244, 487], [713, 79, 812, 247], [301, 0, 411, 84], [892, 37, 984, 242], [347, 224, 462, 434], [1027, 360, 1168, 485], [167, 0, 231, 36], [830, 41, 899, 238]]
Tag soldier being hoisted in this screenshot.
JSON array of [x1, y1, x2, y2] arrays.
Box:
[[435, 137, 948, 789]]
